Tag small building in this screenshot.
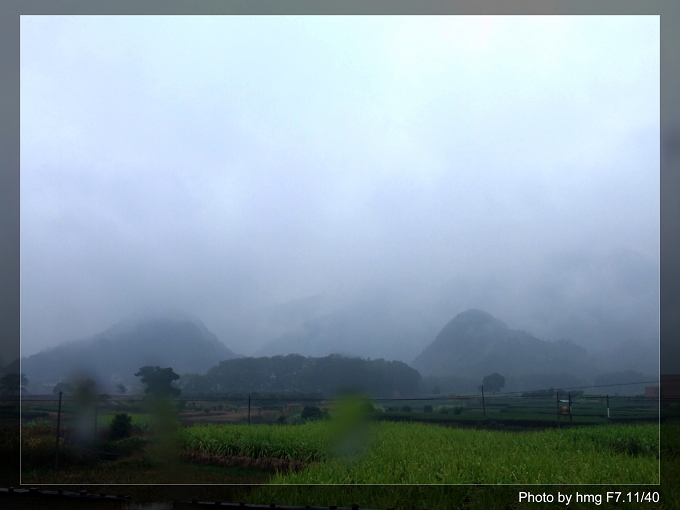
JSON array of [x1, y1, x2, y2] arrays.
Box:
[[645, 385, 659, 399]]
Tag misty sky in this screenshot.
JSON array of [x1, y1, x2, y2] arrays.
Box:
[[20, 16, 659, 359]]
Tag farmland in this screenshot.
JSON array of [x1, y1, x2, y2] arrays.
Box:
[[17, 417, 660, 486], [14, 388, 663, 431], [371, 393, 660, 428], [178, 421, 659, 485], [12, 392, 667, 510], [10, 395, 675, 509]]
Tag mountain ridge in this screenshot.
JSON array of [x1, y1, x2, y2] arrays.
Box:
[[412, 309, 600, 380], [21, 315, 240, 392]]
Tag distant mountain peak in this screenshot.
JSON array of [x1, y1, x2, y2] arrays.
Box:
[[450, 309, 507, 328], [412, 309, 595, 379], [21, 314, 240, 392]]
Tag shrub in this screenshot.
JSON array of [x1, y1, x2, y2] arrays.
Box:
[[362, 401, 377, 413], [111, 436, 151, 456], [301, 406, 324, 421], [108, 413, 132, 441], [24, 418, 52, 430], [423, 405, 433, 413], [402, 406, 412, 413]]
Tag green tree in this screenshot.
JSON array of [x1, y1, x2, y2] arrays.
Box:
[[116, 383, 127, 395], [135, 368, 182, 465], [52, 381, 74, 395], [482, 372, 506, 393], [301, 406, 324, 421], [108, 413, 133, 440], [135, 366, 181, 398], [73, 377, 99, 407]]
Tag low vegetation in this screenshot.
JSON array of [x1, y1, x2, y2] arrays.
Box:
[[178, 421, 331, 463], [181, 354, 421, 397], [108, 413, 133, 440], [16, 409, 670, 509], [177, 421, 658, 484]]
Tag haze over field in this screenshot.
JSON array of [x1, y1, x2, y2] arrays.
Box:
[[19, 16, 659, 372]]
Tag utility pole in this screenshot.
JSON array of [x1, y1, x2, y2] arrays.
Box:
[[568, 392, 572, 424], [54, 391, 62, 470], [481, 385, 486, 418], [606, 394, 610, 421], [248, 394, 251, 425]]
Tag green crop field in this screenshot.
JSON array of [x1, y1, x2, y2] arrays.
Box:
[[179, 421, 331, 463], [372, 395, 658, 428], [16, 406, 671, 510], [179, 420, 659, 485]]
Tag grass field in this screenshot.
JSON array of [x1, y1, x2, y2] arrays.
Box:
[[373, 394, 659, 427], [179, 421, 331, 463], [178, 421, 659, 484], [11, 416, 676, 509], [17, 392, 662, 431], [12, 395, 673, 509]]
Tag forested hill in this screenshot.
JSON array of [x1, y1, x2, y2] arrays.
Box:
[[412, 309, 598, 380], [22, 317, 240, 392], [180, 354, 421, 398]]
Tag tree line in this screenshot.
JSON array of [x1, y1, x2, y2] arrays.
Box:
[[179, 354, 422, 398]]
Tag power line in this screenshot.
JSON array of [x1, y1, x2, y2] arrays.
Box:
[[4, 379, 664, 403]]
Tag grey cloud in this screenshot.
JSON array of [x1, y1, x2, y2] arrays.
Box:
[[19, 17, 659, 371]]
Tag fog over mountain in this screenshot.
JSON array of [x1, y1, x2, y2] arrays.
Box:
[[21, 313, 240, 392], [255, 247, 658, 362], [412, 309, 656, 382], [18, 308, 655, 397], [18, 17, 659, 374]]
